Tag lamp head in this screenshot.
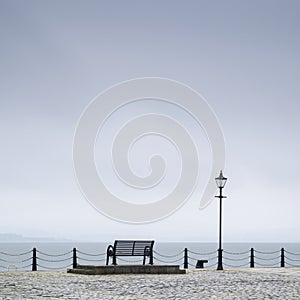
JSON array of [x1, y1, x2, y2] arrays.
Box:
[[215, 170, 227, 188]]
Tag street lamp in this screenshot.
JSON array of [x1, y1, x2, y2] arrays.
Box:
[[215, 170, 227, 270]]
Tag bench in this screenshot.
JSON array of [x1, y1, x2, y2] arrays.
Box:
[[106, 240, 154, 265]]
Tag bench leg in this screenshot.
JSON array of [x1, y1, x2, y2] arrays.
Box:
[[150, 253, 153, 265]]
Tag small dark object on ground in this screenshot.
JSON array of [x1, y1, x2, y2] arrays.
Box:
[[196, 260, 208, 269]]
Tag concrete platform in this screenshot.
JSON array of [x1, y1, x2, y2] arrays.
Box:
[[67, 264, 186, 275]]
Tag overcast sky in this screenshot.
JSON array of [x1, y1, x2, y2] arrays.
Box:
[[0, 0, 299, 242]]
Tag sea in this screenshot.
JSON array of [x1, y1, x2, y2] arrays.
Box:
[[0, 242, 300, 272]]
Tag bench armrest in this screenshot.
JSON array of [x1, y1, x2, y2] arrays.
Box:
[[107, 245, 114, 256]]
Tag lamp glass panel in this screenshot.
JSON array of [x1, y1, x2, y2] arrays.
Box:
[[215, 176, 227, 188]]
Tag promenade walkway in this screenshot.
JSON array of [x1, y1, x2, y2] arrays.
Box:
[[0, 268, 299, 299]]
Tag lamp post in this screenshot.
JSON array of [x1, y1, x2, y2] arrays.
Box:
[[215, 170, 227, 270]]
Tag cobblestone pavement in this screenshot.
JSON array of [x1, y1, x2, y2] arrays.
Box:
[[0, 268, 300, 299]]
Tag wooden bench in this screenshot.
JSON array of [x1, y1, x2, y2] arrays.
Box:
[[106, 240, 154, 265]]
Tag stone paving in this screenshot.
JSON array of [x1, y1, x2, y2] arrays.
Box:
[[0, 268, 300, 299]]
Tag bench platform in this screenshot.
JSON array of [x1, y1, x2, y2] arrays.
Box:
[[68, 264, 185, 275]]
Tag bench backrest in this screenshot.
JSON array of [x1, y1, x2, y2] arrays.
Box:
[[113, 240, 154, 256]]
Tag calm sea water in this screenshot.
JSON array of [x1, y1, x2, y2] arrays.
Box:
[[0, 242, 300, 271]]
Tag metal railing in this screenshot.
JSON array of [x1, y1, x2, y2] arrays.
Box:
[[0, 247, 300, 271]]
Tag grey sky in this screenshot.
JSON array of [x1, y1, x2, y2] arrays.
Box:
[[0, 0, 299, 242]]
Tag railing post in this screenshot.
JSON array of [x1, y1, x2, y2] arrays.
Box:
[[217, 248, 223, 270], [184, 248, 188, 269], [32, 248, 37, 271], [73, 248, 77, 269], [250, 248, 254, 268], [281, 248, 285, 268]]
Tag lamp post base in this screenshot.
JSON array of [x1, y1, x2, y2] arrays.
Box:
[[217, 248, 223, 270]]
